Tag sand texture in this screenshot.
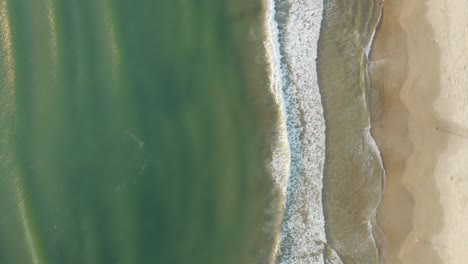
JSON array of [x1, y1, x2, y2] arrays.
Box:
[[371, 0, 468, 263]]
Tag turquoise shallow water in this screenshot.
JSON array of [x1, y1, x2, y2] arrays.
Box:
[[0, 0, 273, 263]]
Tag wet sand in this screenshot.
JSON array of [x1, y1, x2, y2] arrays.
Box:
[[371, 0, 468, 263]]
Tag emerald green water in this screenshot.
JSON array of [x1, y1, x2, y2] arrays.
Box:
[[0, 0, 273, 263]]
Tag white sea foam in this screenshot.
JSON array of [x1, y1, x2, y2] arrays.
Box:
[[263, 0, 333, 263], [264, 0, 291, 193]]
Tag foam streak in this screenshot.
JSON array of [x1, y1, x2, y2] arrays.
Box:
[[263, 0, 330, 263]]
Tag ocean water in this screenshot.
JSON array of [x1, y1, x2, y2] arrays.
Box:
[[1, 0, 386, 263], [0, 0, 274, 263]]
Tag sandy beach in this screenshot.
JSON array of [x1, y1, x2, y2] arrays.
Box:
[[371, 0, 468, 263]]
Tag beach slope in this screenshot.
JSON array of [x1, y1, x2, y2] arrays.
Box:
[[372, 0, 468, 263]]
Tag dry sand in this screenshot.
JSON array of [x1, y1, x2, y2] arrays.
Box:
[[371, 0, 468, 263]]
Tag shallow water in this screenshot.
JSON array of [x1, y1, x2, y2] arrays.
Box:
[[318, 0, 384, 263]]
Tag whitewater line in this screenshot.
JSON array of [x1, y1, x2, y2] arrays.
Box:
[[262, 0, 292, 262], [263, 0, 331, 263]]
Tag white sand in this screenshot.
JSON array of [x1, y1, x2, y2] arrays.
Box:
[[373, 0, 467, 263], [417, 0, 468, 263]]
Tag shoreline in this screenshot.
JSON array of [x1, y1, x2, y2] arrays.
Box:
[[371, 0, 468, 263]]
